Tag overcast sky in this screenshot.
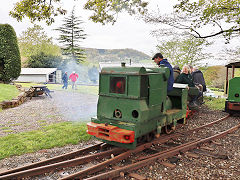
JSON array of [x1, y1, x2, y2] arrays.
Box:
[[0, 0, 177, 56], [0, 0, 239, 65]]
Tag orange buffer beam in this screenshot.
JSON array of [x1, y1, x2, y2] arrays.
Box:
[[228, 102, 240, 111], [87, 122, 135, 144]]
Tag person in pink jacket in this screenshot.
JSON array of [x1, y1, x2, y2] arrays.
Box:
[[69, 71, 79, 89]]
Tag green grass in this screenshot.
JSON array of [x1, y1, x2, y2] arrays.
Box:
[[204, 96, 225, 110], [209, 87, 224, 91], [0, 84, 19, 102], [0, 122, 91, 160], [39, 122, 48, 126], [16, 83, 98, 95], [46, 115, 59, 118], [10, 123, 22, 127], [3, 130, 13, 133], [0, 127, 10, 130]]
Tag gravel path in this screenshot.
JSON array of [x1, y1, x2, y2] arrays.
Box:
[[0, 90, 98, 136]]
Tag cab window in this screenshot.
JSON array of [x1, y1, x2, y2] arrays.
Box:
[[110, 77, 126, 94]]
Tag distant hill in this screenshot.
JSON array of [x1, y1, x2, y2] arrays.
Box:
[[84, 48, 151, 63]]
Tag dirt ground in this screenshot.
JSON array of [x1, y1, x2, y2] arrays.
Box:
[[0, 90, 98, 136]]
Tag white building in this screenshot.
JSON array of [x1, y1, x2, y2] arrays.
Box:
[[15, 68, 62, 83]]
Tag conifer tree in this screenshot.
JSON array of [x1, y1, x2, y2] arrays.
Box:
[[55, 6, 86, 63], [0, 24, 21, 82]]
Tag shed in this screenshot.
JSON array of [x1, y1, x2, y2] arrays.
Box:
[[15, 68, 62, 83], [224, 61, 240, 94], [225, 61, 240, 68]]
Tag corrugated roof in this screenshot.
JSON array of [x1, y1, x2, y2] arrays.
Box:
[[20, 68, 57, 75]]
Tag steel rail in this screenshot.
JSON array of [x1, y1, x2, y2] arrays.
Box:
[[85, 123, 240, 180], [0, 147, 124, 180], [60, 115, 231, 180], [0, 134, 179, 180], [60, 133, 184, 180], [183, 114, 231, 134], [137, 138, 201, 161], [140, 114, 231, 161], [0, 142, 104, 177]]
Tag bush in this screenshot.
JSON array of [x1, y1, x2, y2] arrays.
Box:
[[0, 24, 21, 82], [27, 52, 63, 68]]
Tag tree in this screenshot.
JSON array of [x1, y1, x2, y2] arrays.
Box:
[[204, 66, 225, 88], [144, 0, 240, 41], [10, 0, 148, 25], [18, 24, 61, 61], [10, 0, 240, 41], [0, 24, 21, 83], [156, 36, 212, 68], [223, 47, 240, 62], [83, 0, 148, 25], [55, 6, 87, 63], [10, 0, 67, 25], [28, 52, 63, 68]]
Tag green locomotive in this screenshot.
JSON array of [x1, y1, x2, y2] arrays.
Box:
[[225, 61, 240, 114], [87, 63, 188, 149]]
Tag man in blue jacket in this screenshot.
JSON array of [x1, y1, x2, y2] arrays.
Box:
[[62, 71, 68, 89], [152, 53, 174, 92]]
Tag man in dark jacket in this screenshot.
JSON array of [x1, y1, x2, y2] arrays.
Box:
[[192, 67, 206, 92], [173, 65, 181, 82], [62, 71, 68, 89], [152, 53, 174, 92]]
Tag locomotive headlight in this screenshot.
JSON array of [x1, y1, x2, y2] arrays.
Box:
[[124, 135, 130, 140], [114, 109, 122, 118], [235, 93, 239, 97]]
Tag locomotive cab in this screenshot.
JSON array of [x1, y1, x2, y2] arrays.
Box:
[[225, 61, 240, 114], [87, 64, 188, 149]]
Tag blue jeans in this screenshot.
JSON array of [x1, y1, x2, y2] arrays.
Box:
[[62, 81, 68, 89]]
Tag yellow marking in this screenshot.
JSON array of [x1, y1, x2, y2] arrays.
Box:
[[118, 122, 135, 126]]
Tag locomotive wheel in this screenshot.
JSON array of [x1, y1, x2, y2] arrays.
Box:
[[137, 132, 155, 143], [146, 132, 155, 142], [137, 136, 146, 143], [164, 124, 176, 134]]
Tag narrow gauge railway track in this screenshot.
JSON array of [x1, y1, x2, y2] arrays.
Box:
[[0, 114, 236, 180], [0, 143, 124, 179], [0, 142, 105, 177], [85, 122, 240, 180]]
